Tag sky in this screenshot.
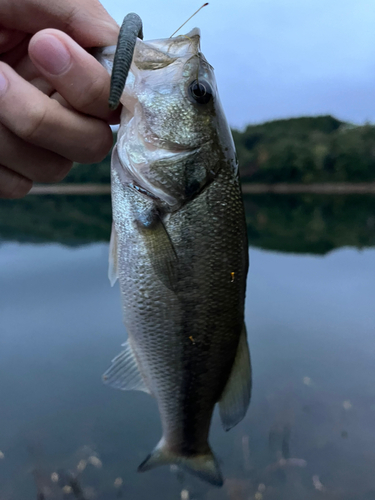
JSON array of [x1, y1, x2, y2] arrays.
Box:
[[100, 0, 375, 129]]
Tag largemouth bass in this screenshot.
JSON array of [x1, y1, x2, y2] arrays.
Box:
[[97, 25, 251, 487]]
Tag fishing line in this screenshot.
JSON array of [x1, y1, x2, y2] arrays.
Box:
[[170, 3, 209, 38]]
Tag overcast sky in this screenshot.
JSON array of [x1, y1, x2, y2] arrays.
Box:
[[100, 0, 375, 129]]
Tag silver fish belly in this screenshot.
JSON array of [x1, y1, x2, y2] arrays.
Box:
[[100, 28, 251, 487]]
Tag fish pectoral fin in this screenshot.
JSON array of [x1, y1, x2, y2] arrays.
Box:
[[108, 223, 119, 286], [102, 340, 150, 394], [138, 438, 223, 487], [219, 324, 252, 431], [137, 214, 178, 291]]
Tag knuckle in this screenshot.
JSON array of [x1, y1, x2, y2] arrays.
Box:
[[81, 126, 113, 164], [0, 167, 32, 199], [17, 101, 51, 142], [48, 160, 72, 183], [62, 5, 80, 34], [34, 159, 72, 183], [77, 74, 108, 112], [10, 178, 33, 198]]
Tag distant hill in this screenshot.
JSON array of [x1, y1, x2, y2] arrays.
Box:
[[59, 116, 375, 185], [233, 115, 375, 183]]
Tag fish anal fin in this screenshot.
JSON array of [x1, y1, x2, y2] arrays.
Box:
[[219, 324, 252, 431], [102, 340, 150, 394], [138, 438, 223, 487], [108, 223, 119, 286]]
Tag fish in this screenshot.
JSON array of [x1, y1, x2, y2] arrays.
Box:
[[96, 20, 251, 487]]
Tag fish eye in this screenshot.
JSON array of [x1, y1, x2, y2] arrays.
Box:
[[188, 79, 212, 104]]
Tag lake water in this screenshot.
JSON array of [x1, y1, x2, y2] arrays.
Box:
[[0, 195, 375, 499]]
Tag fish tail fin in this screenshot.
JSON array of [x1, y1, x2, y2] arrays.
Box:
[[137, 438, 223, 487]]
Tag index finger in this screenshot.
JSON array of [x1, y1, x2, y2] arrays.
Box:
[[0, 0, 119, 47]]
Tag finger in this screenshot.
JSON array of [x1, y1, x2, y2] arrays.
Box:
[[0, 164, 32, 199], [0, 123, 72, 183], [51, 92, 74, 111], [29, 30, 117, 121], [14, 53, 40, 81], [30, 76, 54, 96], [0, 34, 30, 66], [0, 0, 119, 48], [0, 62, 113, 164], [0, 28, 26, 53]]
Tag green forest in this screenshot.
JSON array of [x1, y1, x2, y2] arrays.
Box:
[[233, 115, 375, 183], [60, 115, 375, 185]]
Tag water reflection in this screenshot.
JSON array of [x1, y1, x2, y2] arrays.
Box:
[[244, 194, 375, 254], [1, 193, 374, 253]]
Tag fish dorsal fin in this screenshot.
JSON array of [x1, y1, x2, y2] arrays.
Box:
[[102, 340, 150, 394], [138, 438, 223, 487], [219, 324, 252, 431], [108, 223, 119, 286]]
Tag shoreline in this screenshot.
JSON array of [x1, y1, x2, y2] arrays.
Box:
[[241, 182, 375, 194], [29, 184, 111, 195], [28, 183, 375, 195]]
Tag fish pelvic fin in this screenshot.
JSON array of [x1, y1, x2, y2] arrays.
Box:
[[138, 438, 223, 487], [219, 324, 252, 431], [102, 339, 150, 394]]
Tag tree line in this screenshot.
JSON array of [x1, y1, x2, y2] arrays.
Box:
[[234, 115, 375, 183]]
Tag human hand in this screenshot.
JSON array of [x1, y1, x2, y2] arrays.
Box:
[[0, 0, 120, 198]]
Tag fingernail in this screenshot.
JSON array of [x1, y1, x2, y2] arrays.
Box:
[[0, 69, 8, 95], [31, 35, 71, 75]]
